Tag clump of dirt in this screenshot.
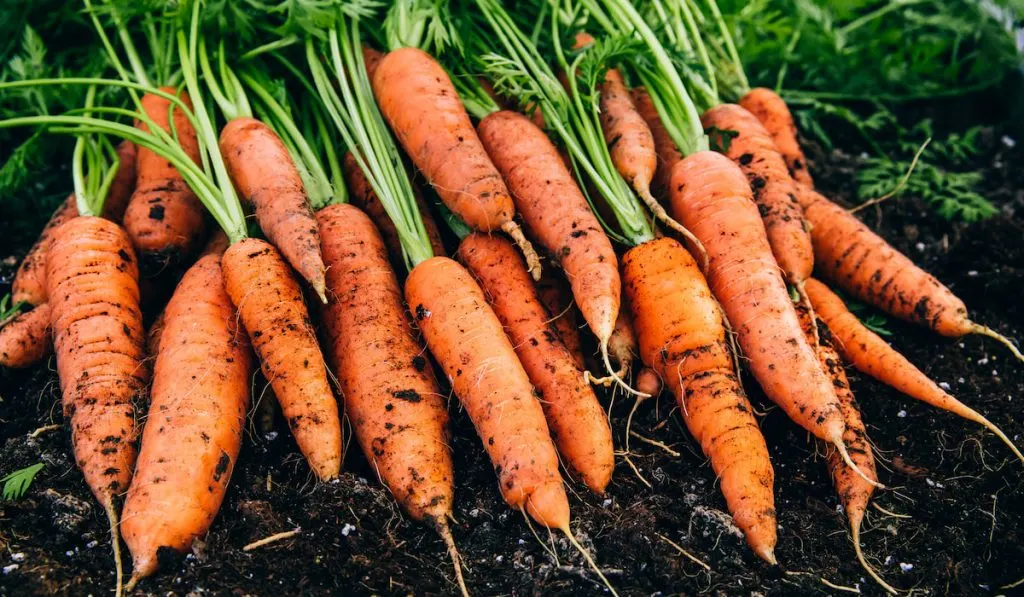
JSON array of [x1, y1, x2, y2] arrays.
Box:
[[2, 131, 1023, 596]]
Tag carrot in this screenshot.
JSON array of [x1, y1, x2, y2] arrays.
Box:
[[12, 141, 137, 307], [459, 233, 614, 494], [123, 89, 207, 269], [0, 304, 51, 369], [220, 117, 328, 301], [221, 238, 342, 480], [631, 86, 683, 202], [475, 110, 620, 370], [797, 188, 1024, 361], [608, 302, 639, 377], [145, 309, 165, 358], [634, 366, 662, 398], [668, 151, 877, 486], [535, 267, 585, 369], [342, 150, 446, 265], [701, 104, 813, 287], [405, 256, 569, 528], [739, 88, 814, 187], [317, 203, 454, 521], [793, 300, 895, 594], [372, 47, 541, 278], [623, 236, 778, 563], [805, 278, 1024, 463], [121, 252, 253, 585], [47, 216, 147, 595]]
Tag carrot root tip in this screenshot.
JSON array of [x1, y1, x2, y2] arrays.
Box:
[[438, 522, 470, 597], [501, 221, 542, 281], [756, 545, 778, 567], [600, 340, 650, 400], [561, 526, 619, 597], [637, 185, 709, 271], [833, 437, 885, 490], [852, 523, 899, 595], [104, 500, 124, 597], [971, 323, 1024, 364]]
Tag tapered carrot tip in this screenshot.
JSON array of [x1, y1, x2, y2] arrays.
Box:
[[501, 221, 542, 281], [971, 323, 1024, 363], [832, 435, 885, 490], [755, 545, 778, 566], [525, 483, 570, 530]]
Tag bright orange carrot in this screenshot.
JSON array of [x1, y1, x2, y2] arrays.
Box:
[[221, 238, 342, 480], [632, 86, 683, 202], [607, 301, 639, 377], [12, 141, 137, 307], [121, 252, 253, 584], [701, 104, 812, 286], [46, 216, 147, 593], [342, 150, 446, 265], [220, 117, 327, 300], [123, 89, 206, 269], [405, 256, 569, 528], [459, 233, 614, 494], [806, 278, 1024, 463], [739, 88, 814, 187], [145, 309, 165, 358], [372, 48, 540, 278], [476, 110, 620, 356], [318, 203, 454, 521], [668, 151, 873, 484], [0, 304, 51, 369], [624, 236, 777, 563], [535, 268, 585, 369]]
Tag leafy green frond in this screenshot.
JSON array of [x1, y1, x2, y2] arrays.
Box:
[[856, 157, 996, 223], [0, 295, 28, 327], [384, 0, 463, 55], [2, 463, 44, 500]]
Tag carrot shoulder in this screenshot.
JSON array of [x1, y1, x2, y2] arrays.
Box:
[[0, 303, 51, 369], [406, 257, 569, 528], [458, 233, 614, 494], [624, 236, 777, 563], [318, 204, 453, 522], [221, 238, 342, 480], [220, 117, 327, 300], [122, 252, 253, 582], [739, 87, 814, 187]]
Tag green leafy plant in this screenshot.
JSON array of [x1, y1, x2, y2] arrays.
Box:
[[1, 463, 44, 500], [0, 294, 27, 326], [845, 297, 893, 336], [857, 157, 996, 222]]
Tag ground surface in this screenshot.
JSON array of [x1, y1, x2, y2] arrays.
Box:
[[2, 118, 1024, 596]]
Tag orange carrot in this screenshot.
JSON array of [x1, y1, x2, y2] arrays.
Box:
[[535, 267, 585, 369], [668, 151, 875, 485], [12, 141, 137, 307], [121, 252, 253, 585], [476, 110, 620, 359], [632, 86, 683, 202], [220, 117, 328, 300], [46, 216, 147, 593], [405, 256, 569, 528], [318, 203, 454, 521], [0, 304, 51, 369], [806, 278, 1024, 463], [459, 233, 614, 494], [221, 238, 342, 480], [624, 236, 778, 563], [123, 89, 206, 269], [372, 48, 540, 278], [739, 88, 814, 187], [145, 309, 165, 358], [701, 104, 812, 286], [342, 150, 446, 265], [634, 366, 662, 398], [608, 301, 639, 377]]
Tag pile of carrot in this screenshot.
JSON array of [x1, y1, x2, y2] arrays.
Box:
[[1, 2, 1022, 595]]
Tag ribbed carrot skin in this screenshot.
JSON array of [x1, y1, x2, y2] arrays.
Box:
[[535, 268, 585, 369], [739, 88, 814, 187], [220, 117, 327, 298], [122, 252, 253, 581], [477, 110, 620, 344], [221, 238, 342, 480], [701, 104, 812, 284], [318, 204, 454, 522], [405, 257, 569, 528], [342, 151, 446, 266], [124, 89, 206, 268], [46, 216, 146, 503], [0, 304, 51, 368], [12, 141, 137, 307], [799, 189, 971, 336], [669, 151, 844, 443], [632, 87, 683, 201], [600, 69, 656, 193], [373, 47, 515, 233], [624, 236, 777, 563], [458, 233, 614, 494]]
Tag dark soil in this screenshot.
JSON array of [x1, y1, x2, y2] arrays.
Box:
[[2, 130, 1024, 596]]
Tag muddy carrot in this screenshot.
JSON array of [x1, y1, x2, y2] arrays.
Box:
[[0, 304, 51, 369], [739, 87, 813, 187], [535, 268, 585, 369], [632, 86, 683, 201]]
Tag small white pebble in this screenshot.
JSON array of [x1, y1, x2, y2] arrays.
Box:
[[65, 551, 74, 557], [1002, 135, 1016, 148], [357, 477, 368, 485], [967, 270, 979, 277], [957, 377, 965, 384], [915, 242, 926, 252], [264, 431, 278, 441], [926, 478, 946, 489], [495, 555, 504, 563], [341, 523, 356, 536], [897, 410, 907, 418], [939, 382, 951, 390], [10, 553, 25, 563], [978, 357, 989, 365], [3, 564, 18, 575], [86, 540, 98, 549], [959, 343, 965, 348], [899, 562, 914, 573], [469, 508, 480, 518], [884, 556, 893, 565], [602, 498, 612, 508], [992, 370, 998, 377], [517, 539, 525, 545]]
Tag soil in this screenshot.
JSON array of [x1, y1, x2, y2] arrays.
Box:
[[2, 125, 1024, 596]]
